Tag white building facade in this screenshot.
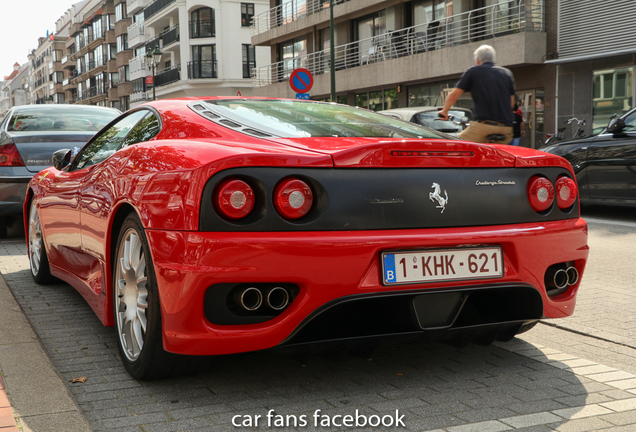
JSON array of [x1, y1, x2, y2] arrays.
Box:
[[129, 0, 270, 107]]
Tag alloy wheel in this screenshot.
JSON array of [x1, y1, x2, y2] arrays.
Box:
[[115, 228, 149, 362], [28, 201, 43, 276]]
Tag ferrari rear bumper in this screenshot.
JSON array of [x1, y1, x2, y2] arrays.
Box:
[[146, 218, 588, 356]]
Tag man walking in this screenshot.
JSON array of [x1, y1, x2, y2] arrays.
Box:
[[439, 45, 516, 144]]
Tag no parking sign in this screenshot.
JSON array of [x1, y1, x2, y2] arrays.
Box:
[[289, 68, 313, 94]]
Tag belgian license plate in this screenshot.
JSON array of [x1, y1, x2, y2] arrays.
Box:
[[382, 247, 503, 285]]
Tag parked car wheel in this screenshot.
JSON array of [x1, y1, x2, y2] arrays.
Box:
[[114, 214, 178, 379], [28, 200, 54, 284]]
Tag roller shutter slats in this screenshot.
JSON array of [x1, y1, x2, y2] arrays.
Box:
[[558, 0, 636, 58]]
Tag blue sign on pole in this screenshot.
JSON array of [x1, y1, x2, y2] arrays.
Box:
[[289, 68, 314, 94], [296, 93, 310, 100]]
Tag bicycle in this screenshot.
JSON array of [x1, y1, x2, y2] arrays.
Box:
[[439, 114, 507, 143], [544, 117, 587, 146]]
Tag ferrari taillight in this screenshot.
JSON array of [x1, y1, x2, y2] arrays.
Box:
[[0, 143, 25, 167], [527, 176, 554, 213], [213, 179, 255, 220], [555, 176, 577, 209], [274, 178, 313, 220]]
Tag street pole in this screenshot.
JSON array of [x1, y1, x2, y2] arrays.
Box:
[[329, 0, 336, 102], [151, 63, 156, 101]]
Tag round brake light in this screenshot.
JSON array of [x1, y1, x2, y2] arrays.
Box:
[[214, 179, 255, 219], [274, 178, 313, 220], [527, 176, 554, 212], [555, 176, 577, 209]]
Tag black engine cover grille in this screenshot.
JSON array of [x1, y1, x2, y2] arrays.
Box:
[[199, 167, 578, 232]]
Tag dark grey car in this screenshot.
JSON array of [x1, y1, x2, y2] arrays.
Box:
[[0, 105, 120, 235]]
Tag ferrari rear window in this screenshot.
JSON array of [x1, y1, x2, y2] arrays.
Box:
[[200, 99, 444, 139]]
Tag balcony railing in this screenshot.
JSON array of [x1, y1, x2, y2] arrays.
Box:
[[155, 65, 180, 87], [128, 0, 150, 15], [162, 24, 180, 47], [254, 0, 543, 86], [144, 0, 176, 20], [187, 61, 217, 79], [129, 55, 148, 81], [145, 35, 161, 54], [189, 20, 215, 38], [252, 0, 351, 35], [128, 21, 146, 40]]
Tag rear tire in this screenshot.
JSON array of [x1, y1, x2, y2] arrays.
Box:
[[28, 200, 55, 284], [113, 213, 196, 379]]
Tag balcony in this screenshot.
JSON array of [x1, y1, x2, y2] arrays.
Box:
[[162, 25, 180, 49], [129, 55, 148, 81], [144, 0, 176, 21], [145, 35, 161, 54], [187, 61, 217, 79], [128, 0, 150, 15], [130, 91, 149, 102], [128, 21, 152, 48], [253, 0, 350, 35], [254, 0, 545, 88], [155, 65, 180, 87]]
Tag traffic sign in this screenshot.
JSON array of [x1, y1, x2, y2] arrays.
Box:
[[296, 93, 310, 100], [289, 68, 313, 94]]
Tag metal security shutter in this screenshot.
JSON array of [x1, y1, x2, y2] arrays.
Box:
[[559, 0, 636, 60]]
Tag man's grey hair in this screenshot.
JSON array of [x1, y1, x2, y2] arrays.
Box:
[[474, 45, 496, 63]]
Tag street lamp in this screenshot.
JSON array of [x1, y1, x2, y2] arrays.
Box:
[[146, 46, 163, 100]]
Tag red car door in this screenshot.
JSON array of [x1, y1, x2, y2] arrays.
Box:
[[39, 165, 94, 278]]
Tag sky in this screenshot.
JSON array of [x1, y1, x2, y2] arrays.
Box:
[[0, 0, 75, 79]]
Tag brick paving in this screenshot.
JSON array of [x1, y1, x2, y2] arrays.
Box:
[[0, 213, 634, 431]]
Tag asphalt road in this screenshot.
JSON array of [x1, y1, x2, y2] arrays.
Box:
[[0, 206, 635, 432]]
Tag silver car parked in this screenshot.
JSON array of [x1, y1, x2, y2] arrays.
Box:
[[0, 104, 120, 236]]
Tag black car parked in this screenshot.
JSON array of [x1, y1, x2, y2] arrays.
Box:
[[541, 108, 636, 207]]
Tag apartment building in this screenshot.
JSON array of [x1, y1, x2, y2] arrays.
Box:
[[27, 35, 67, 105], [251, 0, 556, 148], [126, 0, 270, 107], [546, 0, 636, 135], [1, 64, 30, 118]]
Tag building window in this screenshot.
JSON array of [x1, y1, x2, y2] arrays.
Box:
[[242, 44, 256, 78], [189, 45, 217, 78], [132, 77, 146, 94], [108, 44, 117, 60], [241, 3, 254, 27], [119, 96, 130, 111], [117, 35, 128, 53], [94, 45, 104, 67], [118, 65, 130, 82], [109, 72, 119, 87], [279, 37, 306, 79], [355, 88, 399, 111], [593, 67, 633, 132], [115, 3, 127, 22], [93, 18, 103, 39], [190, 7, 215, 38]]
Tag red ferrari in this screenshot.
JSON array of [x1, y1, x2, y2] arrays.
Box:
[[25, 98, 588, 379]]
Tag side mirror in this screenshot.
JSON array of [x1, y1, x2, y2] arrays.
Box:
[[52, 147, 80, 170], [607, 117, 625, 134]]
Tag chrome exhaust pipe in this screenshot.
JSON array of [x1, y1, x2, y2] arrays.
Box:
[[234, 287, 263, 311], [552, 268, 569, 290], [566, 267, 579, 286], [264, 286, 289, 311]]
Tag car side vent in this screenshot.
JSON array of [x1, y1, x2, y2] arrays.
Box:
[[192, 104, 206, 111], [202, 111, 220, 119], [219, 119, 241, 128], [243, 129, 272, 138]]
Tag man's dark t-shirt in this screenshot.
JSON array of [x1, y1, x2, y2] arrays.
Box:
[[456, 62, 516, 126]]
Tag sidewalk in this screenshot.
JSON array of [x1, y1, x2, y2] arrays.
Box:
[[0, 263, 91, 432]]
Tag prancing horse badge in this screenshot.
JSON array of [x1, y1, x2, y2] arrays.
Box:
[[429, 182, 448, 213]]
